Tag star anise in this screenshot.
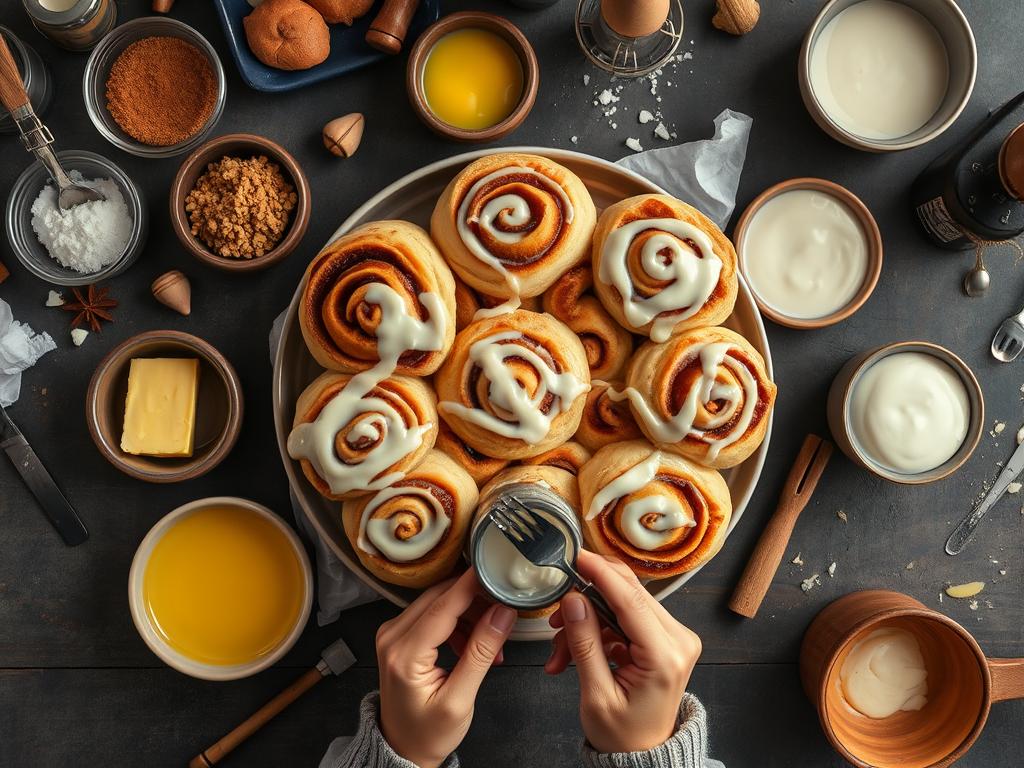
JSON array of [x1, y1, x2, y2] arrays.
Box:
[[62, 284, 117, 332]]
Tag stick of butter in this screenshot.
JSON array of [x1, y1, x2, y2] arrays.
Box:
[[121, 358, 200, 457]]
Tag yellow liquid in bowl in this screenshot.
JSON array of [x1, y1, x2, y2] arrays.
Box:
[[423, 28, 525, 131], [142, 506, 306, 666]]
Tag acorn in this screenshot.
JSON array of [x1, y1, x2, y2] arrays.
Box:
[[323, 113, 364, 158], [151, 270, 191, 316]]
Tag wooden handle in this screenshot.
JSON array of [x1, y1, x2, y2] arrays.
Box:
[[152, 0, 175, 12], [365, 0, 420, 55], [728, 435, 833, 618], [0, 34, 30, 114], [189, 667, 325, 768], [989, 658, 1024, 703]]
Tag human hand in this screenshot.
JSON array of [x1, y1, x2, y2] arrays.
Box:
[[377, 568, 517, 768], [545, 551, 701, 754]]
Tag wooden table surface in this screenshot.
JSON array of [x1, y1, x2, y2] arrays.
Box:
[[2, 1, 1022, 766]]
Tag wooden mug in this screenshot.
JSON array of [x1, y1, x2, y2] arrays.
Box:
[[800, 590, 1024, 768]]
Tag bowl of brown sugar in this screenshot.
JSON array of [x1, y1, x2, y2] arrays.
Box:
[[83, 17, 226, 159]]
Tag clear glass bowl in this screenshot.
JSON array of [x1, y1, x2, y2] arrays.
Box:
[[82, 16, 226, 159], [5, 150, 148, 286]]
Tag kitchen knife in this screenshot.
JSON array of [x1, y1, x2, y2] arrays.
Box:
[[946, 437, 1024, 555], [0, 405, 88, 546]]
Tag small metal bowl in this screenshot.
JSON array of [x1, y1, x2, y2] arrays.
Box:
[[83, 17, 226, 159], [798, 0, 976, 152], [406, 12, 539, 143], [827, 341, 984, 484], [5, 150, 147, 286]]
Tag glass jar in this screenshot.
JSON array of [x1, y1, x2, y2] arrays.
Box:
[[0, 27, 52, 134], [22, 0, 116, 52]]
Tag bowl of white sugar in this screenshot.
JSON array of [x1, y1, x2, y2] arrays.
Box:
[[5, 150, 148, 286]]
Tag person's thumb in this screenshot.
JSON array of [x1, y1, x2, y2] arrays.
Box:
[[560, 593, 616, 698], [446, 603, 516, 696]]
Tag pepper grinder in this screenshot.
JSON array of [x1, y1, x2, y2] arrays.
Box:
[[575, 0, 684, 77]]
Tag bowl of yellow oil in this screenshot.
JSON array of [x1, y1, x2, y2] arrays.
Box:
[[129, 496, 313, 680], [407, 12, 539, 142]]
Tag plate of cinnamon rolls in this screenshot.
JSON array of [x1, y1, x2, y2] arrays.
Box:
[[272, 149, 777, 639]]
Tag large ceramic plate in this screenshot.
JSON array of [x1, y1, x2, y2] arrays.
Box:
[[273, 147, 774, 640]]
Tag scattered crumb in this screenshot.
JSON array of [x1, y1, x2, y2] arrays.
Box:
[[837, 510, 848, 524], [1017, 425, 1024, 445], [583, 74, 590, 86], [570, 136, 578, 144], [827, 562, 837, 578], [946, 581, 985, 599], [45, 290, 64, 307], [638, 109, 655, 124], [792, 553, 804, 566], [654, 122, 671, 140], [994, 421, 1006, 434], [905, 561, 915, 570], [983, 599, 995, 609], [999, 569, 1007, 576], [938, 592, 944, 603], [969, 600, 979, 611], [683, 51, 693, 60], [597, 89, 618, 106], [1008, 482, 1022, 494], [801, 574, 821, 593], [70, 328, 88, 347], [625, 137, 643, 152]]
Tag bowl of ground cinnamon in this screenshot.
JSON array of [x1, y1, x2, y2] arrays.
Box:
[[170, 133, 311, 272], [83, 17, 226, 159]]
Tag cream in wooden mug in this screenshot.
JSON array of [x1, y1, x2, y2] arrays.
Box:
[[840, 627, 929, 718]]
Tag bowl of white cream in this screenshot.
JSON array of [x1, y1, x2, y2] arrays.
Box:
[[827, 342, 983, 483], [799, 0, 976, 152], [734, 178, 882, 328]]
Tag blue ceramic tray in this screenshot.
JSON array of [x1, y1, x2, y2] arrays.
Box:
[[213, 0, 441, 93]]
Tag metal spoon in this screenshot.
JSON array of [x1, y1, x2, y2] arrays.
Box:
[[963, 252, 991, 297], [0, 36, 104, 211]]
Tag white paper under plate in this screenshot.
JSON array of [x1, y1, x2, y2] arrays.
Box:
[[272, 147, 774, 641]]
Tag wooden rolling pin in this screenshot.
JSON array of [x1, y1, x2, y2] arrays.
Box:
[[728, 434, 833, 619], [366, 0, 421, 55]]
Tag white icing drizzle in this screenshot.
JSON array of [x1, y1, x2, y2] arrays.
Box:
[[598, 217, 723, 342], [287, 284, 447, 497], [357, 484, 450, 563], [621, 495, 696, 550], [472, 293, 521, 322], [609, 342, 758, 461], [439, 330, 589, 444], [587, 450, 662, 521]]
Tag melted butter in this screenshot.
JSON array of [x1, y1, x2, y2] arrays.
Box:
[[840, 628, 928, 719]]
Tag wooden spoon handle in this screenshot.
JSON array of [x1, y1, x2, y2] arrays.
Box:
[[728, 435, 833, 619], [0, 34, 30, 114], [989, 657, 1024, 703], [366, 0, 420, 55]]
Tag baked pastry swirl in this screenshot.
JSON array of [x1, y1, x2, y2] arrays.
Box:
[[622, 326, 775, 469], [543, 265, 633, 380], [342, 450, 476, 589], [592, 194, 738, 342], [578, 441, 732, 579], [435, 310, 591, 460], [299, 220, 455, 376], [288, 371, 438, 500], [434, 420, 509, 487], [431, 153, 597, 299], [575, 379, 643, 453], [452, 276, 541, 332], [521, 441, 592, 475]]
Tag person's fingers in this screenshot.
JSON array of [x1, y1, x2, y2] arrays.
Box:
[[559, 592, 616, 698], [545, 629, 571, 674], [448, 626, 505, 666], [549, 607, 563, 629], [574, 551, 668, 649], [606, 641, 633, 668], [379, 575, 460, 644], [445, 603, 517, 696], [407, 569, 484, 650]]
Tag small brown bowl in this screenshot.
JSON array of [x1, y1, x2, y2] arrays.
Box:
[[86, 331, 244, 483], [826, 341, 983, 484], [733, 178, 883, 330], [170, 133, 311, 272], [406, 12, 539, 143]]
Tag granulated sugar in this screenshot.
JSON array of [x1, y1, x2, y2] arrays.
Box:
[[30, 172, 131, 274]]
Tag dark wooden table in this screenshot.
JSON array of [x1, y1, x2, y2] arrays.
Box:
[[2, 1, 1022, 766]]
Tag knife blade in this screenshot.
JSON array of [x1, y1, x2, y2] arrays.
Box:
[[0, 406, 88, 546], [945, 437, 1024, 555]]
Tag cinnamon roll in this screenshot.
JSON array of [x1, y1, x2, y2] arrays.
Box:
[[434, 419, 509, 487], [521, 441, 592, 475], [622, 326, 775, 469], [574, 380, 643, 453], [592, 195, 738, 342], [578, 440, 732, 580], [288, 371, 438, 500], [299, 220, 456, 376], [342, 450, 476, 589], [431, 153, 597, 299], [542, 265, 633, 380], [453, 275, 541, 332], [435, 310, 591, 460]]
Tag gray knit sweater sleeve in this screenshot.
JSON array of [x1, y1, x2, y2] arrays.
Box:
[[320, 692, 710, 768]]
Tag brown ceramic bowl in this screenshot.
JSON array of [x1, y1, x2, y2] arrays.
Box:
[[800, 590, 1024, 768], [733, 178, 883, 330], [826, 341, 983, 484], [86, 330, 243, 483], [406, 12, 539, 143], [170, 133, 311, 272]]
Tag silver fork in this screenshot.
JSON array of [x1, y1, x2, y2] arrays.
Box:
[[991, 306, 1024, 362], [489, 496, 626, 639]]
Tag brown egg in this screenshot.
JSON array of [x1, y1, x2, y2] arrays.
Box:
[[601, 0, 670, 38]]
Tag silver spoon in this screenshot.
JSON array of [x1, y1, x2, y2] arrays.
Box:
[[963, 251, 991, 297], [0, 36, 104, 211]]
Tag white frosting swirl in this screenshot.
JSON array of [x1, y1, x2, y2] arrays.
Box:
[[357, 484, 451, 563]]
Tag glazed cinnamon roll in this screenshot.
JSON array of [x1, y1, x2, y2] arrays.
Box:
[[342, 450, 476, 589], [299, 220, 456, 376], [431, 153, 597, 299], [578, 441, 732, 579], [288, 371, 438, 500], [574, 380, 643, 453], [622, 326, 775, 469], [542, 265, 633, 380], [435, 310, 591, 460], [592, 195, 738, 342], [434, 420, 509, 487], [521, 441, 592, 475]]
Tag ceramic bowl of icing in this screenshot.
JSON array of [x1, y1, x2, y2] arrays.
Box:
[[798, 0, 976, 152], [826, 341, 983, 484]]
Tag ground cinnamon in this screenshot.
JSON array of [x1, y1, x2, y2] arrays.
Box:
[[105, 36, 217, 147]]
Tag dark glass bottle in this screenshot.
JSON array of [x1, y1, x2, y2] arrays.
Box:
[[911, 91, 1024, 250]]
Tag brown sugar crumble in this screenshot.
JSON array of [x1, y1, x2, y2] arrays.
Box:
[[185, 155, 297, 259], [105, 36, 218, 147]]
